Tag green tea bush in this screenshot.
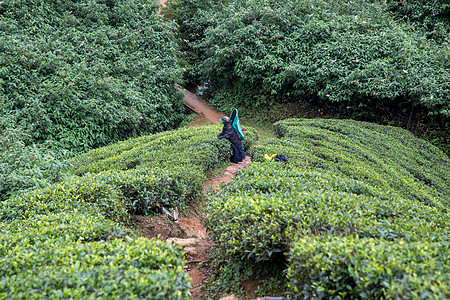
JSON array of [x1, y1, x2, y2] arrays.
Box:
[[71, 124, 257, 174], [288, 236, 450, 299], [0, 211, 130, 255], [270, 118, 450, 204], [205, 118, 449, 296], [65, 125, 257, 213], [206, 168, 449, 261], [0, 126, 69, 201], [0, 237, 191, 299], [0, 174, 128, 223], [0, 124, 259, 298], [0, 0, 185, 152], [0, 125, 258, 298]]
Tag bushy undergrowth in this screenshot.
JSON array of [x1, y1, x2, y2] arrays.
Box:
[[1, 125, 258, 298], [171, 0, 450, 151], [0, 0, 185, 153], [0, 126, 69, 201], [388, 0, 450, 43], [205, 118, 450, 297]]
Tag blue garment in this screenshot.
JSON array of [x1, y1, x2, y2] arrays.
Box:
[[217, 122, 245, 163]]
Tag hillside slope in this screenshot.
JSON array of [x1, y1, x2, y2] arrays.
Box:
[[206, 118, 450, 298]]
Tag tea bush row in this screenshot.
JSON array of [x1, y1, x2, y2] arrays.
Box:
[[1, 236, 191, 299], [288, 236, 449, 299], [69, 124, 257, 212], [0, 0, 185, 153], [0, 125, 258, 298], [205, 118, 450, 297], [3, 125, 258, 222], [71, 124, 258, 175], [206, 166, 449, 261], [0, 186, 192, 298], [270, 118, 450, 204]]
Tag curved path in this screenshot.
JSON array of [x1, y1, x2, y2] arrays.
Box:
[[177, 85, 225, 125], [155, 2, 253, 299], [175, 87, 252, 299]]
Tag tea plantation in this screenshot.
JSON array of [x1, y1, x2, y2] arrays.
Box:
[[205, 118, 450, 298], [0, 125, 258, 298]]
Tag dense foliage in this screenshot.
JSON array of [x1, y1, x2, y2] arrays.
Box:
[[0, 126, 69, 201], [1, 125, 258, 298], [170, 0, 450, 152], [388, 0, 450, 43], [205, 118, 450, 297], [0, 0, 185, 153], [1, 186, 191, 298], [70, 124, 257, 211]]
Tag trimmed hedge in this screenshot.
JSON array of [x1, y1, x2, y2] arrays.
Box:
[[205, 118, 450, 296], [0, 211, 129, 254], [1, 125, 258, 225], [0, 125, 258, 298], [288, 236, 450, 299], [270, 118, 450, 205], [71, 124, 258, 175], [0, 238, 191, 299], [69, 124, 258, 212]]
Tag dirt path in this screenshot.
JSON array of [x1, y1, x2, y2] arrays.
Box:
[[151, 2, 252, 298], [174, 84, 252, 298], [172, 156, 252, 299], [177, 85, 226, 125]]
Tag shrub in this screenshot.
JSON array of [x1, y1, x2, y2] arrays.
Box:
[[71, 124, 258, 175], [0, 126, 69, 201], [388, 0, 450, 43], [1, 124, 261, 299], [174, 0, 450, 151], [0, 174, 129, 223], [270, 118, 450, 204], [62, 125, 257, 215], [0, 211, 130, 255], [0, 0, 185, 153], [288, 236, 450, 299], [0, 237, 191, 299], [205, 118, 449, 295]]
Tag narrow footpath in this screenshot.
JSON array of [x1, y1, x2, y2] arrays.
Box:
[[177, 85, 225, 127], [172, 87, 252, 299], [151, 3, 253, 298], [130, 85, 252, 298]]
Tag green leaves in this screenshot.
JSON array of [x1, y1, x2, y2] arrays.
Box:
[[175, 0, 450, 151], [0, 0, 185, 153], [0, 124, 259, 298], [288, 236, 450, 299], [205, 118, 450, 296], [0, 238, 191, 299], [0, 126, 69, 201]]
